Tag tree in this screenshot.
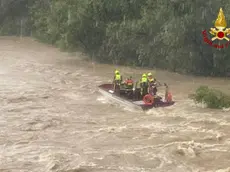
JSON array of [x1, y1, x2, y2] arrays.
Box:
[[1, 0, 230, 76]]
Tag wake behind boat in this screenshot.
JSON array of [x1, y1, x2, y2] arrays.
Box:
[[98, 83, 175, 110]]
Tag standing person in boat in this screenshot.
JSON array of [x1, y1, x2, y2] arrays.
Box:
[[140, 73, 148, 97], [134, 80, 141, 100], [113, 70, 122, 93], [147, 72, 160, 96]]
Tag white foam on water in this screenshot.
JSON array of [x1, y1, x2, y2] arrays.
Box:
[[97, 96, 110, 104], [62, 92, 83, 100], [123, 106, 142, 113], [215, 167, 230, 172], [98, 125, 127, 133]]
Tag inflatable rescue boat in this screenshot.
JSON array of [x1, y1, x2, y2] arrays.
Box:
[[98, 83, 175, 110]]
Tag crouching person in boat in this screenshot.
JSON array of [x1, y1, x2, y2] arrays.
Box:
[[140, 73, 148, 98], [124, 76, 134, 89], [123, 76, 134, 99], [113, 70, 122, 94]]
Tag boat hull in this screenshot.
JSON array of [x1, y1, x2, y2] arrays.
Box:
[[98, 84, 175, 110]]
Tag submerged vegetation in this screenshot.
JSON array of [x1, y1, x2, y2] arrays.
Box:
[[190, 86, 230, 109], [1, 0, 230, 76]]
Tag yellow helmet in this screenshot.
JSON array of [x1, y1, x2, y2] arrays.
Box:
[[147, 72, 152, 76], [115, 70, 119, 74], [142, 73, 147, 77]]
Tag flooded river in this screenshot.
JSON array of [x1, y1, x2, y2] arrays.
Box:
[[0, 37, 230, 172]]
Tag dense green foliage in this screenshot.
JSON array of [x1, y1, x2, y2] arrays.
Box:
[[0, 0, 32, 35], [1, 0, 230, 76], [190, 86, 230, 109]]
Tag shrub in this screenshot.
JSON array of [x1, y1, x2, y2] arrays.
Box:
[[190, 86, 230, 109]]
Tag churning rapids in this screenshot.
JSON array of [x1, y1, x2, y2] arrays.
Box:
[[1, 37, 230, 172]]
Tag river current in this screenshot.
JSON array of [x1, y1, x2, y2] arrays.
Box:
[[0, 37, 230, 172]]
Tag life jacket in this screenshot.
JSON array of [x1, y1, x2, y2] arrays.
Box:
[[148, 78, 156, 83], [141, 77, 147, 83], [115, 74, 121, 80], [125, 79, 133, 86]]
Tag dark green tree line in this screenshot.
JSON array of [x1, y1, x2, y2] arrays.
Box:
[[1, 0, 230, 76], [0, 0, 33, 35]]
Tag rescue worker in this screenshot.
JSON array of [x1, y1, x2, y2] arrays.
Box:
[[134, 80, 141, 100], [123, 76, 134, 99], [124, 76, 134, 89], [113, 70, 122, 93], [147, 72, 156, 83], [147, 72, 159, 96], [140, 73, 148, 97]]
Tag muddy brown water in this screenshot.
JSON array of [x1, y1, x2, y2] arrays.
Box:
[[0, 37, 230, 172]]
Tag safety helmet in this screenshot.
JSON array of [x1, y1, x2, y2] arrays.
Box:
[[115, 70, 119, 74], [147, 72, 152, 76], [142, 73, 147, 77]]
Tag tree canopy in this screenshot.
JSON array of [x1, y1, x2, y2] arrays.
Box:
[[1, 0, 230, 76]]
